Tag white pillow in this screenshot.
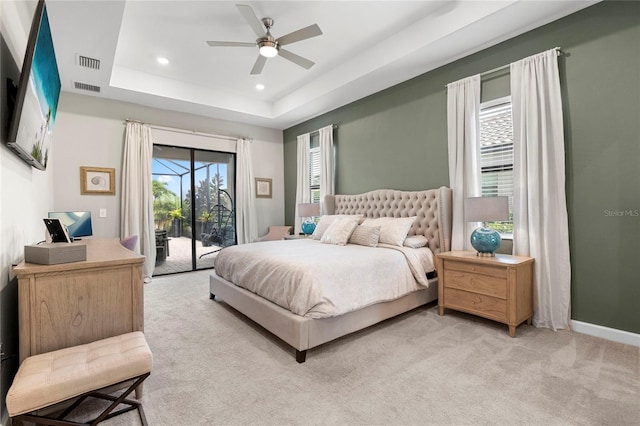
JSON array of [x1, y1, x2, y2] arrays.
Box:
[[403, 235, 429, 248], [320, 218, 358, 246], [348, 225, 381, 247], [361, 216, 416, 247], [312, 215, 362, 240]]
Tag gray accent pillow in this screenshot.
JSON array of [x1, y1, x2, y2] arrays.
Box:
[[348, 225, 381, 247]]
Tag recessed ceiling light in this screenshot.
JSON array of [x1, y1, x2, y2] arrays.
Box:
[[256, 84, 265, 91], [157, 57, 169, 65]]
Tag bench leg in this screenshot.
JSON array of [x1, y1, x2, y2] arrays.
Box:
[[93, 373, 149, 424], [12, 372, 150, 426], [135, 382, 144, 399]]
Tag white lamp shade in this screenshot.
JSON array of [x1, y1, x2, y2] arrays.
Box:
[[298, 203, 320, 217], [464, 196, 509, 222]]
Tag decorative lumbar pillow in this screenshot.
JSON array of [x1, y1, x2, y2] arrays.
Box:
[[348, 225, 381, 247], [320, 218, 358, 246], [403, 235, 429, 249], [312, 215, 361, 240], [362, 216, 417, 247]]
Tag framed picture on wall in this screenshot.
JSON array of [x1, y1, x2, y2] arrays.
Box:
[[255, 177, 272, 199], [80, 166, 115, 195]]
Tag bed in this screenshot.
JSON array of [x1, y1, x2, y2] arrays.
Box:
[[209, 186, 452, 362]]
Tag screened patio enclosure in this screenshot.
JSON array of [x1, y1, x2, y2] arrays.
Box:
[[152, 144, 236, 275]]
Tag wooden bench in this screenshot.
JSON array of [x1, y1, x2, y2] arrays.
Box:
[[6, 332, 153, 426]]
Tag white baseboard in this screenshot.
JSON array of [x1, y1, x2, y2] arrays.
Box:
[[571, 320, 640, 347]]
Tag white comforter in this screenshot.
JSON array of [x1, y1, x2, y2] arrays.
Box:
[[213, 239, 435, 318]]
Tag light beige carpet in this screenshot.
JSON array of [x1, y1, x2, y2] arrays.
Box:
[[65, 270, 639, 425]]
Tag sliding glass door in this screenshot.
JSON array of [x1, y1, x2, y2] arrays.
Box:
[[152, 145, 236, 275]]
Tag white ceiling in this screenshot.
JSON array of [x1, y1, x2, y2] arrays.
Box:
[[45, 0, 598, 130]]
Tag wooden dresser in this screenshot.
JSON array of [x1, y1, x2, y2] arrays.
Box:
[[13, 238, 144, 363], [436, 250, 534, 337]]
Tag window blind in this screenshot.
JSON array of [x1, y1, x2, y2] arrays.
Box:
[[309, 146, 321, 203], [480, 99, 514, 232]]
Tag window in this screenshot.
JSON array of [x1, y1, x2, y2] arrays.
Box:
[[479, 96, 513, 235], [309, 136, 321, 203]]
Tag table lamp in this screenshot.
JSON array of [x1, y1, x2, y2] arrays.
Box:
[[298, 203, 320, 235], [464, 196, 509, 256]]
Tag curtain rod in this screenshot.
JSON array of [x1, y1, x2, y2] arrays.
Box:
[[445, 47, 563, 88], [308, 124, 338, 137], [124, 119, 250, 142]]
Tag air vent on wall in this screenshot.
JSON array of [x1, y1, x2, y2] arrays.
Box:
[[77, 55, 100, 70], [74, 82, 101, 93]]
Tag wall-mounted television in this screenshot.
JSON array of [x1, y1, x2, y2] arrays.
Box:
[[6, 0, 60, 170], [48, 211, 93, 240]]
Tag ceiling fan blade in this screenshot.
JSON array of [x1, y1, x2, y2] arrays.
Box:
[[207, 41, 256, 47], [236, 4, 265, 38], [278, 49, 315, 70], [250, 55, 267, 75], [277, 24, 322, 46]]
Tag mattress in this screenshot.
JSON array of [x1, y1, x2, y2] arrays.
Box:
[[213, 238, 435, 319]]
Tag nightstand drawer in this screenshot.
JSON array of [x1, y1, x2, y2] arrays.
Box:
[[444, 269, 506, 298], [444, 260, 507, 279], [444, 288, 506, 321]]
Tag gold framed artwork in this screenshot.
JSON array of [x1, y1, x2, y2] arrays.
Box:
[[255, 177, 272, 199], [80, 166, 115, 195]]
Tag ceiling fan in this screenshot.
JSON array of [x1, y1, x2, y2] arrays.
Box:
[[207, 4, 323, 75]]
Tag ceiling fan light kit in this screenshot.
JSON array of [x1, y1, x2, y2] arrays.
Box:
[[207, 4, 322, 75], [259, 41, 278, 58]]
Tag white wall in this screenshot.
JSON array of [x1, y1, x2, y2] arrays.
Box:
[[53, 93, 285, 238], [51, 111, 124, 237]]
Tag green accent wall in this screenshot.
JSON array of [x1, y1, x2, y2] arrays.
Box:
[[284, 1, 640, 334]]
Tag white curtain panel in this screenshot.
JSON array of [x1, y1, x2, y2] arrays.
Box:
[[236, 139, 258, 244], [511, 49, 571, 330], [295, 133, 311, 234], [319, 125, 335, 213], [446, 75, 482, 250], [121, 122, 156, 282]]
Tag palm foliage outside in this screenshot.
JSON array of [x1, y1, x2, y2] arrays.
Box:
[[153, 180, 181, 231]]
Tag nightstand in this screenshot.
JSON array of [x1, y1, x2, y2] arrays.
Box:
[[436, 251, 534, 337], [283, 235, 312, 240]]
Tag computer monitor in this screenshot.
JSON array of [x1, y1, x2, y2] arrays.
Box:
[[47, 211, 93, 240]]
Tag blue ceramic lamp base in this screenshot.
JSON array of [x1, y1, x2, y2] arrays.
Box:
[[470, 226, 501, 257], [301, 221, 316, 236]]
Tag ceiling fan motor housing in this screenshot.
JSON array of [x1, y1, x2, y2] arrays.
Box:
[[258, 27, 279, 57]]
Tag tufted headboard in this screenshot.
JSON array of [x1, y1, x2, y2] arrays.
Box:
[[323, 186, 452, 254]]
